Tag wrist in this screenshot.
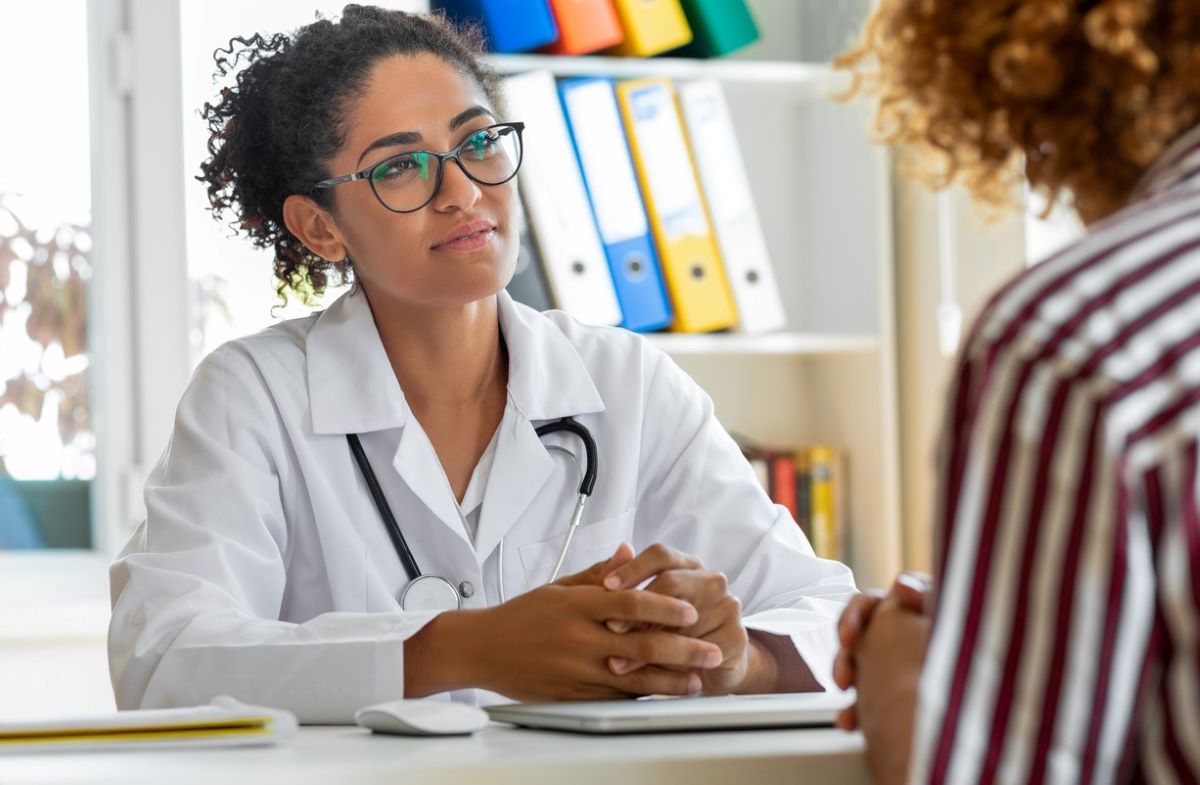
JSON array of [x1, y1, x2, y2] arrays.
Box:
[[403, 608, 487, 697], [734, 633, 780, 694]]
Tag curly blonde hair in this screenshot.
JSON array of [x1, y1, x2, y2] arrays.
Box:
[[836, 0, 1200, 223]]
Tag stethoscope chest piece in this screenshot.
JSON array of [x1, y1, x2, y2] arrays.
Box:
[[398, 574, 463, 612]]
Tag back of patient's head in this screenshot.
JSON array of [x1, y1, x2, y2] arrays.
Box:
[[197, 4, 501, 303], [837, 0, 1200, 224]]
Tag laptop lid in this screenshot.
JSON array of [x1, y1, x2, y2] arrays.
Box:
[[484, 692, 852, 734]]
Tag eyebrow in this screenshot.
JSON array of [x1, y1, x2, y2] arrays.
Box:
[[355, 105, 496, 167]]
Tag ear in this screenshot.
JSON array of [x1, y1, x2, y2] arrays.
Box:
[[282, 194, 349, 262]]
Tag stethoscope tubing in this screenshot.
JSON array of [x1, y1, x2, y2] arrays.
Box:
[[349, 417, 597, 608]]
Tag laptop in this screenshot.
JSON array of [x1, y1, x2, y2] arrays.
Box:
[[483, 692, 852, 734]]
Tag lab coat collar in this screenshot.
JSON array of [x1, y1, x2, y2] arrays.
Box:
[[306, 289, 607, 436], [306, 289, 410, 436], [496, 290, 606, 423]]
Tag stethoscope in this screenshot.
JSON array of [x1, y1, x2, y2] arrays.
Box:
[[347, 417, 597, 612]]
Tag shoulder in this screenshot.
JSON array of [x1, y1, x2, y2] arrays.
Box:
[[960, 189, 1200, 390], [180, 311, 321, 417]]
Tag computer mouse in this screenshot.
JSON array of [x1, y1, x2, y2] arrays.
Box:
[[354, 699, 490, 736]]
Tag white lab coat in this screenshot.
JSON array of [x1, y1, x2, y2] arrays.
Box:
[[109, 289, 856, 723]]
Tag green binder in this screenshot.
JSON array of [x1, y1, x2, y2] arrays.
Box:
[[672, 0, 759, 57]]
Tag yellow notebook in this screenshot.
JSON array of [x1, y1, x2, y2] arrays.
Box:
[[607, 0, 693, 57], [616, 78, 738, 333], [0, 698, 297, 754]]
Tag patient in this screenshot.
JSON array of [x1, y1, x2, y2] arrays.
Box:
[[833, 1, 1200, 783]]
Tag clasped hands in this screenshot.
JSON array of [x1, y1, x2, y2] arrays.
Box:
[[478, 541, 753, 701]]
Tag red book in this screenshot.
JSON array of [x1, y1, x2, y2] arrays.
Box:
[[769, 454, 798, 521]]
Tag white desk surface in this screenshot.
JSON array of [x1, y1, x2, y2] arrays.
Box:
[[1, 723, 870, 785]]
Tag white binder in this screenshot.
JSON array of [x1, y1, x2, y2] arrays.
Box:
[[501, 70, 622, 326], [678, 80, 787, 333]]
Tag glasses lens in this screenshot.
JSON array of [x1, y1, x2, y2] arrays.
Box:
[[370, 151, 437, 212], [458, 125, 521, 186]]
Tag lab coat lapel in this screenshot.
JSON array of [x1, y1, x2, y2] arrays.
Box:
[[391, 418, 472, 547], [472, 293, 607, 565], [471, 411, 555, 565]]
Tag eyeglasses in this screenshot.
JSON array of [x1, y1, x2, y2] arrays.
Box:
[[312, 122, 525, 214]]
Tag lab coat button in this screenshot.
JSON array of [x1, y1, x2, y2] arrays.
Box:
[[458, 581, 476, 599]]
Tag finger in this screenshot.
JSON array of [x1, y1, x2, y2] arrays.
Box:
[[611, 665, 703, 697], [610, 629, 724, 671], [837, 591, 884, 649], [681, 594, 742, 641], [588, 587, 700, 628], [892, 572, 932, 614], [603, 543, 703, 591], [644, 569, 730, 613], [832, 648, 856, 691], [834, 705, 859, 732], [554, 541, 636, 587]]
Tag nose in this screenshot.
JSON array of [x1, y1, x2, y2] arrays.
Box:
[[431, 155, 482, 212]]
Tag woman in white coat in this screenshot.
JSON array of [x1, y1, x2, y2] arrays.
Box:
[[108, 5, 856, 723]]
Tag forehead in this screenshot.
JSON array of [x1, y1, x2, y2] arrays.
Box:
[[343, 53, 492, 148]]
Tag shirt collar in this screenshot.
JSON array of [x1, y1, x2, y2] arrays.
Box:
[[306, 289, 605, 436], [1132, 123, 1200, 200]]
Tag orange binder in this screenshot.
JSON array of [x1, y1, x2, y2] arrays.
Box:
[[606, 0, 692, 57], [542, 0, 624, 54]]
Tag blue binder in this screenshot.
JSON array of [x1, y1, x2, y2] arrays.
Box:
[[431, 0, 559, 53], [559, 77, 672, 333]]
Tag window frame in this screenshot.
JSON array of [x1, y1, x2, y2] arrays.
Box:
[[0, 0, 191, 634]]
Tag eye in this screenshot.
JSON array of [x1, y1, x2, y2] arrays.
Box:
[[371, 152, 431, 182], [465, 128, 504, 159]]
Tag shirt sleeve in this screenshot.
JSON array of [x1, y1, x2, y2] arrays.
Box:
[[108, 345, 439, 724], [632, 349, 858, 691], [907, 331, 1159, 784]]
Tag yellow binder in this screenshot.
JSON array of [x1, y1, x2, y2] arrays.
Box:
[[617, 78, 737, 333], [607, 0, 693, 57]]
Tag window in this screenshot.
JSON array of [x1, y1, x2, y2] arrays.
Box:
[[0, 2, 95, 551]]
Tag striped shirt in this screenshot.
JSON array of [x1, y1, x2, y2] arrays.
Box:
[[909, 125, 1200, 785]]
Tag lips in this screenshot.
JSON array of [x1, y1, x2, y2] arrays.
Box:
[[432, 219, 496, 249]]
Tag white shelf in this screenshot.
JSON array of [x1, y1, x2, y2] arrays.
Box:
[[646, 332, 878, 356], [488, 53, 840, 87]]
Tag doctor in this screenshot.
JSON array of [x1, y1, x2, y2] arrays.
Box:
[[109, 5, 856, 723]]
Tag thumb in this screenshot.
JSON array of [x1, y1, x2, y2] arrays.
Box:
[[554, 542, 634, 587]]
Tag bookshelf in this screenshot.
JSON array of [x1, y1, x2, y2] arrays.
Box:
[[485, 1, 901, 590]]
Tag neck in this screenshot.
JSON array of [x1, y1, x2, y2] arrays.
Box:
[[361, 286, 507, 410]]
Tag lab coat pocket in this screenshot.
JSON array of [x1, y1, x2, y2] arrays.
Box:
[[518, 508, 635, 589]]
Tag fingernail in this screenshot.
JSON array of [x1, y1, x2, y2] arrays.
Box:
[[687, 675, 702, 694], [607, 620, 630, 634], [610, 657, 630, 674], [682, 606, 699, 625], [604, 575, 622, 590], [705, 650, 722, 668]]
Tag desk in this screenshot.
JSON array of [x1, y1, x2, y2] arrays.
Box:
[[1, 724, 870, 784]]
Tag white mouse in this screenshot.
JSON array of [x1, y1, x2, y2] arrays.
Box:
[[354, 699, 490, 736]]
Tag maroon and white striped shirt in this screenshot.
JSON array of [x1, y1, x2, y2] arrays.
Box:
[[910, 125, 1200, 785]]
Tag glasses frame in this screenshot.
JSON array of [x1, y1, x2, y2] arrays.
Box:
[[311, 121, 525, 214]]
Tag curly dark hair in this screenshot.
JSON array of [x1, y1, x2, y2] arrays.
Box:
[[198, 5, 503, 304], [836, 0, 1200, 223]]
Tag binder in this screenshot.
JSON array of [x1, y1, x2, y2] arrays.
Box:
[[501, 70, 623, 326], [506, 201, 555, 312], [431, 0, 558, 53], [674, 0, 759, 57], [606, 0, 692, 57], [678, 79, 786, 333], [616, 78, 737, 333], [542, 0, 624, 55], [559, 77, 672, 332]]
